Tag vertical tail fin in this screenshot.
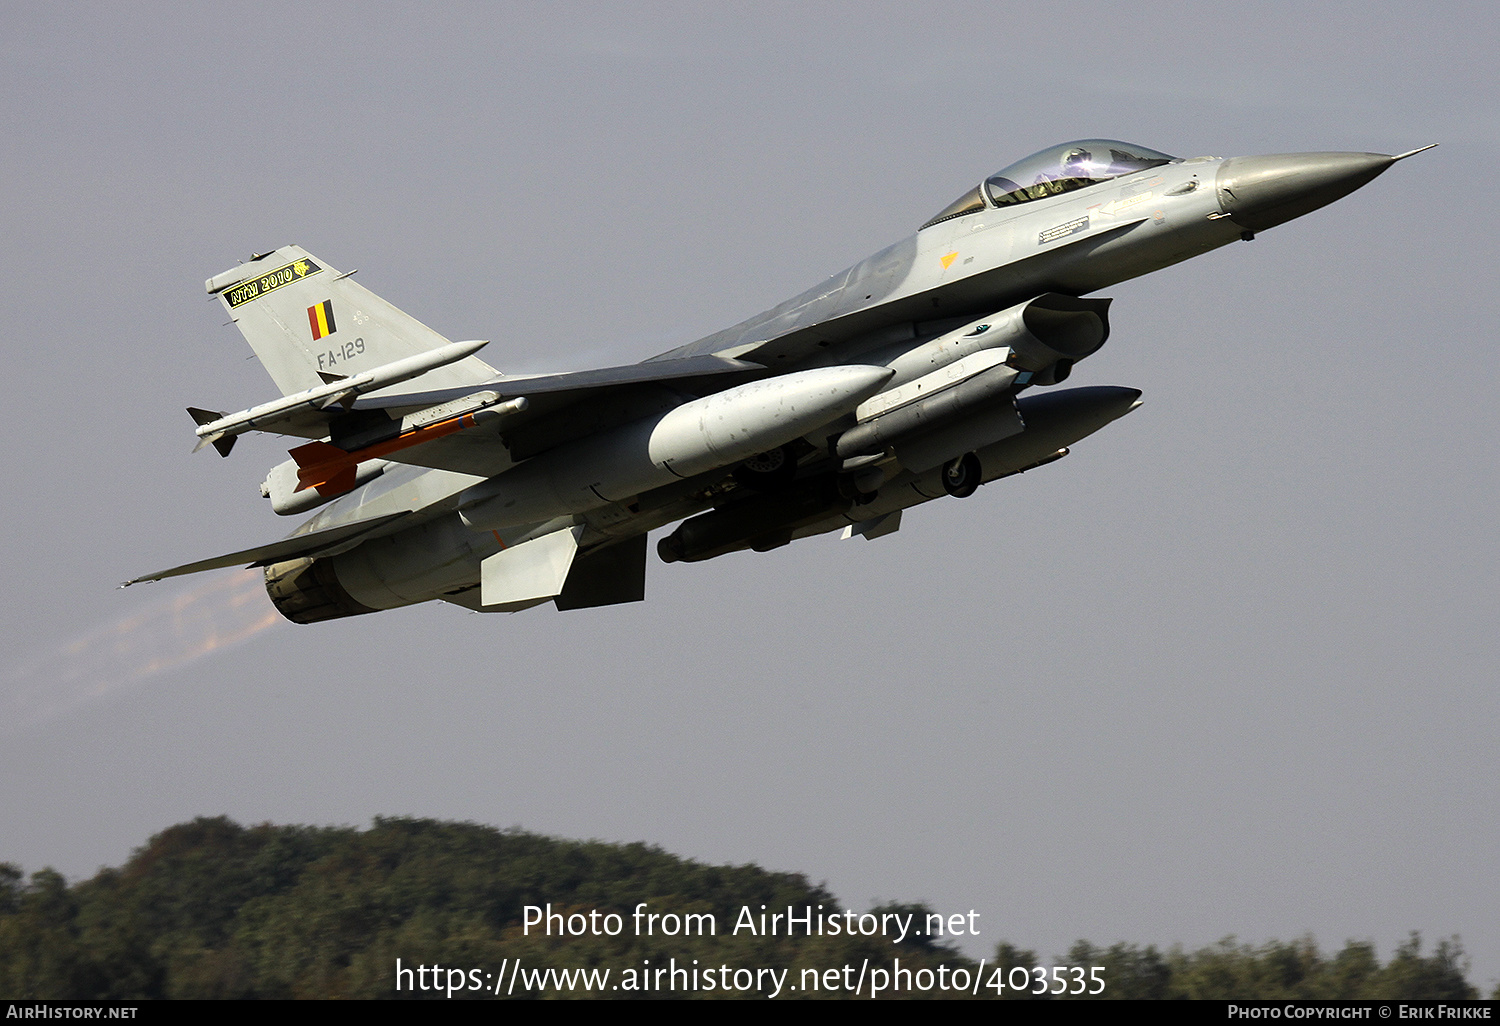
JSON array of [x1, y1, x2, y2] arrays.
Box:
[[206, 245, 497, 397]]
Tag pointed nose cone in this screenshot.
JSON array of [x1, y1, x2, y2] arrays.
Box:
[[1215, 151, 1396, 232], [1016, 385, 1143, 440]]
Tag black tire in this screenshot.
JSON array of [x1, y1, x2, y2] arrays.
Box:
[[942, 452, 981, 498], [734, 445, 797, 491]]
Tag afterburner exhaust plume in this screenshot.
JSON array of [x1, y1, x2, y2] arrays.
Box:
[[3, 569, 282, 729]]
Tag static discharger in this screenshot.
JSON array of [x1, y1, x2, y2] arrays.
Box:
[[290, 397, 528, 496]]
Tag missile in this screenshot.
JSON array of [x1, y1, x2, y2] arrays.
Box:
[[832, 293, 1112, 465], [255, 393, 530, 514], [661, 385, 1145, 565], [459, 364, 894, 532], [289, 396, 528, 497], [262, 457, 393, 516], [837, 363, 1021, 460], [191, 338, 492, 452], [974, 385, 1142, 478]]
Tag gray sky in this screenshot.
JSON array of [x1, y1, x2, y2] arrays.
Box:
[[3, 0, 1496, 990]]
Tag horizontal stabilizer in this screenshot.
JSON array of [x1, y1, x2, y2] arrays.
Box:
[[123, 512, 410, 586]]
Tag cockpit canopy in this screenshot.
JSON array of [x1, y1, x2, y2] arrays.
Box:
[[922, 140, 1177, 229]]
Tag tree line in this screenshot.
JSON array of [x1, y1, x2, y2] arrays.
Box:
[[0, 817, 1484, 999]]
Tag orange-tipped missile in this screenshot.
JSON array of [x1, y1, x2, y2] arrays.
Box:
[[290, 398, 528, 497]]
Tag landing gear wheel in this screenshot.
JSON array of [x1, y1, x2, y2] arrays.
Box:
[[734, 445, 797, 491], [942, 452, 981, 498]]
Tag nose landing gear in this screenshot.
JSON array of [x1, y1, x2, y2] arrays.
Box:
[[942, 452, 982, 498]]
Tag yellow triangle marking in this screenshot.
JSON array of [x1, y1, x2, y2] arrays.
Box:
[[940, 251, 958, 270]]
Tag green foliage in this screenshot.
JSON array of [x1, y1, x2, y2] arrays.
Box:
[[0, 817, 967, 999], [1063, 940, 1171, 999], [1371, 933, 1476, 1001], [0, 818, 1481, 1000], [996, 933, 1479, 1000], [0, 867, 102, 999]]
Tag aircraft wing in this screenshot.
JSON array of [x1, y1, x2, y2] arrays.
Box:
[[124, 512, 411, 585], [356, 353, 766, 413], [260, 353, 771, 482], [192, 353, 765, 449]]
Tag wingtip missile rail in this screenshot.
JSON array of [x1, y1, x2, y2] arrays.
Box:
[[189, 338, 493, 453]]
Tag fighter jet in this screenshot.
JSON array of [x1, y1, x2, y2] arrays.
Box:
[[128, 140, 1433, 622]]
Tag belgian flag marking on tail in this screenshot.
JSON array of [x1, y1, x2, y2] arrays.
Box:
[[307, 300, 337, 340]]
